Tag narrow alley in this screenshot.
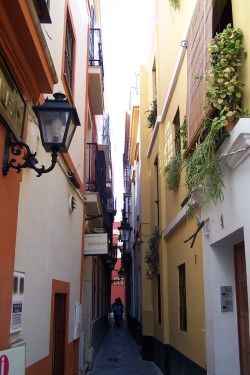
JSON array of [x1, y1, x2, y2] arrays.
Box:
[[87, 318, 163, 375], [1, 1, 250, 374]]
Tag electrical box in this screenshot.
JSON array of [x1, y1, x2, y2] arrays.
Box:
[[11, 271, 25, 334], [74, 303, 82, 340], [220, 286, 233, 312]]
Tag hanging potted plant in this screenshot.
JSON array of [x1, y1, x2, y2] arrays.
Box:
[[145, 99, 157, 128], [168, 0, 180, 10], [164, 117, 187, 191], [205, 24, 247, 129], [164, 152, 182, 191], [184, 24, 249, 210]]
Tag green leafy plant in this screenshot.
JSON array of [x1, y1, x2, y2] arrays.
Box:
[[168, 0, 180, 10], [145, 226, 160, 280], [163, 117, 187, 192], [145, 99, 157, 128], [205, 24, 247, 122], [184, 25, 248, 209], [183, 123, 224, 205], [180, 116, 188, 150], [164, 153, 182, 191]]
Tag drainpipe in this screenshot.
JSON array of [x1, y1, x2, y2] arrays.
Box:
[[26, 0, 58, 84]]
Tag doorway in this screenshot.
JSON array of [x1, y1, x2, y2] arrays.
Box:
[[234, 243, 250, 374], [52, 293, 66, 375]]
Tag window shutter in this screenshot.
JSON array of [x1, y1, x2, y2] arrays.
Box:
[[186, 0, 213, 146]]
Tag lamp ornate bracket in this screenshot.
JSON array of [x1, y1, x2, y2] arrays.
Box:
[[2, 131, 58, 177]]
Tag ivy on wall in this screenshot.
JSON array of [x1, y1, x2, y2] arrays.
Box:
[[145, 227, 160, 280]]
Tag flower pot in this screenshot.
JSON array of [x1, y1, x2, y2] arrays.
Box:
[[226, 120, 235, 132]]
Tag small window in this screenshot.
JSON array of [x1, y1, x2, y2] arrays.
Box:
[[152, 58, 157, 100], [173, 108, 181, 154], [178, 263, 187, 332], [64, 14, 75, 96], [33, 0, 51, 23]]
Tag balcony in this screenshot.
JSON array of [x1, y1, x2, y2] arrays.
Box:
[[98, 143, 112, 197], [88, 28, 104, 115], [85, 143, 116, 233], [106, 245, 118, 270]]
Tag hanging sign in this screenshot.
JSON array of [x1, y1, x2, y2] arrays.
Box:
[[84, 233, 108, 255]]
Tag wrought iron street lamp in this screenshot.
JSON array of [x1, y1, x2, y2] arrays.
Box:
[[2, 93, 80, 177], [118, 209, 133, 243]]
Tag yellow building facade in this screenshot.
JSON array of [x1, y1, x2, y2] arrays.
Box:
[[128, 0, 250, 374]]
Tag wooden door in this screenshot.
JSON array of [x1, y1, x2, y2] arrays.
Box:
[[234, 243, 250, 374], [52, 293, 66, 375]]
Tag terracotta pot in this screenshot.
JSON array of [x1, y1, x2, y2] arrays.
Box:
[[226, 120, 235, 132]]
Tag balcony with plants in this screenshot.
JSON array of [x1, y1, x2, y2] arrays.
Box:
[[164, 24, 249, 213]]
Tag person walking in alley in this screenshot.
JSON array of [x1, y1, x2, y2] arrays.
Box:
[[111, 297, 123, 325]]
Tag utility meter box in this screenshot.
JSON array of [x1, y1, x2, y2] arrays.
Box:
[[220, 286, 233, 312], [11, 271, 25, 334]]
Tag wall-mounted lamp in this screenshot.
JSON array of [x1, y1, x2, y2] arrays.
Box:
[[118, 209, 133, 243], [2, 93, 80, 177]]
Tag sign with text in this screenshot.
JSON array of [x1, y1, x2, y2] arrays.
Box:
[[0, 55, 26, 140], [0, 346, 25, 375], [10, 301, 23, 333], [84, 233, 108, 255]]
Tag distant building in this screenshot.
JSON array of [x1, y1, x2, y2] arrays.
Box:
[[111, 223, 125, 307]]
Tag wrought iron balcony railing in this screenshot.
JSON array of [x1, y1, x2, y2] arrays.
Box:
[[89, 28, 104, 77], [86, 143, 107, 213], [106, 196, 116, 214]]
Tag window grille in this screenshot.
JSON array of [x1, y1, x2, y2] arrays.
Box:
[[178, 264, 187, 332], [64, 18, 74, 92]]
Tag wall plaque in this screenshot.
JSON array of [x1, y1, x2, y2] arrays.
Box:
[[0, 54, 26, 140]]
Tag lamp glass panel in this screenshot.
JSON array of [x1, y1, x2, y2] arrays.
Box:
[[39, 110, 69, 144], [120, 229, 129, 242], [64, 114, 77, 149]]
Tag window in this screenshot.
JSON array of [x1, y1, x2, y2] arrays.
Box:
[[64, 15, 75, 95], [213, 0, 233, 36], [178, 263, 187, 332], [152, 58, 157, 100], [157, 274, 161, 324], [33, 0, 51, 23], [173, 108, 181, 154], [154, 156, 159, 227]]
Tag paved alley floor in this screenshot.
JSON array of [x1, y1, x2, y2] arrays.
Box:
[[87, 319, 163, 375]]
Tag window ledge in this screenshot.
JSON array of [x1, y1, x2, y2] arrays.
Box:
[[218, 118, 250, 171]]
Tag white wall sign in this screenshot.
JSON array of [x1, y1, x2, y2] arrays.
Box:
[[73, 303, 82, 340], [0, 346, 25, 375], [10, 301, 23, 333], [84, 233, 108, 255]]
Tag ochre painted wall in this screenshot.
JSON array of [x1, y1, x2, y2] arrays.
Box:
[[0, 125, 21, 349]]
